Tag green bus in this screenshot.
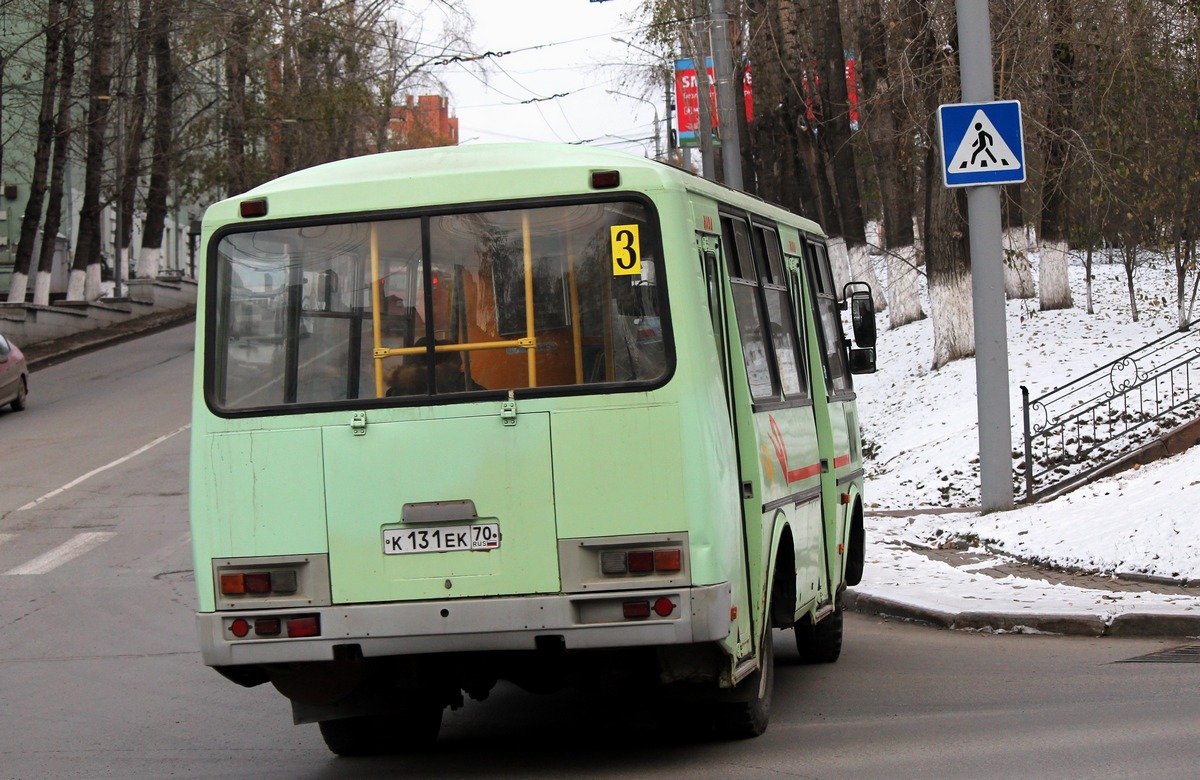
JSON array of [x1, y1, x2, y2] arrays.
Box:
[[189, 144, 877, 754]]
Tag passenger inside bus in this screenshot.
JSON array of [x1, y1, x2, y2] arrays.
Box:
[[384, 338, 483, 396]]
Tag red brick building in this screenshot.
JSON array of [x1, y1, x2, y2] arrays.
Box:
[[388, 95, 459, 150]]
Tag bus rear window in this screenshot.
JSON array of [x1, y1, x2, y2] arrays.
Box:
[[209, 201, 668, 411]]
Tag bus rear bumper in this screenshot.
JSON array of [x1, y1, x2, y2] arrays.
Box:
[[196, 582, 733, 667]]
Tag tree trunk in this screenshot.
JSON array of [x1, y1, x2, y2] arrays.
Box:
[[224, 5, 250, 197], [34, 0, 78, 306], [137, 0, 174, 280], [857, 0, 921, 326], [69, 0, 115, 302], [114, 0, 153, 283], [1001, 188, 1035, 298], [8, 0, 65, 304], [917, 0, 973, 368], [1038, 0, 1075, 311]]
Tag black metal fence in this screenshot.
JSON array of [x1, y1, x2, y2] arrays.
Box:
[[1021, 319, 1200, 501]]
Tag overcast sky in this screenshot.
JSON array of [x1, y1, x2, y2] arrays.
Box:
[[432, 0, 671, 158]]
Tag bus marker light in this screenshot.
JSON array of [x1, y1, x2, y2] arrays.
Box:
[[591, 170, 620, 189], [230, 618, 251, 638], [255, 618, 282, 636], [628, 551, 654, 573], [600, 551, 628, 575], [244, 572, 272, 594], [622, 601, 651, 619], [220, 574, 246, 596], [239, 198, 268, 218], [286, 616, 321, 638], [654, 549, 682, 572], [653, 597, 675, 617], [731, 607, 738, 620]]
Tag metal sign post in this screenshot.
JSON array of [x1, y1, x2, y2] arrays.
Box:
[[950, 0, 1016, 512]]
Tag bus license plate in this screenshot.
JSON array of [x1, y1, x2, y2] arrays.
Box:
[[382, 523, 501, 555]]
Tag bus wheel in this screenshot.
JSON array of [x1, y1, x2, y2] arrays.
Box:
[[795, 606, 843, 664], [318, 697, 443, 757], [711, 629, 774, 739]]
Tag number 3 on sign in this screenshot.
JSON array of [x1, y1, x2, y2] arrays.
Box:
[[611, 225, 641, 276]]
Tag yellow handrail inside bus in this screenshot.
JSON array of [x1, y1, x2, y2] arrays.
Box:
[[369, 223, 384, 398], [567, 235, 583, 383], [522, 213, 537, 388]]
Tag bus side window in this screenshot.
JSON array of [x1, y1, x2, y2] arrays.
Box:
[[720, 215, 778, 401], [804, 241, 852, 394], [752, 225, 807, 401]]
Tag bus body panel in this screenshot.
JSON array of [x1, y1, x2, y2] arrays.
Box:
[[322, 410, 561, 603], [548, 402, 687, 541]]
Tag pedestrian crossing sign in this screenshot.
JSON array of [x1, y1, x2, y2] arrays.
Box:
[[938, 100, 1025, 188]]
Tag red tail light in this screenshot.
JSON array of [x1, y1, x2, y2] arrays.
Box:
[[627, 551, 654, 573], [244, 572, 271, 594], [654, 549, 682, 572], [622, 601, 651, 619], [286, 615, 321, 638]]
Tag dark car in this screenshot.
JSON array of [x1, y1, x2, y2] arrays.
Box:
[[0, 333, 29, 411]]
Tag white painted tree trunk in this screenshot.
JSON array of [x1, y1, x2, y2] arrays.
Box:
[[1039, 239, 1073, 310], [32, 271, 52, 306], [827, 236, 852, 295], [886, 245, 924, 327], [137, 245, 162, 280], [67, 268, 87, 300], [86, 263, 103, 299], [1003, 227, 1036, 299], [5, 271, 28, 303], [847, 241, 886, 310], [930, 270, 975, 370]]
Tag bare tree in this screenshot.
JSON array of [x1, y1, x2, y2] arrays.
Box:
[[67, 0, 115, 301], [1037, 0, 1075, 311], [8, 0, 67, 303]]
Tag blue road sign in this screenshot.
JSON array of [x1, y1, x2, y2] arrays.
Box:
[[938, 100, 1025, 188]]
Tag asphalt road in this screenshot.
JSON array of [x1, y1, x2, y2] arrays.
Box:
[[1, 325, 1197, 779]]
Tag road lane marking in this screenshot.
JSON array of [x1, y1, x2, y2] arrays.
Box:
[[17, 424, 191, 512], [3, 531, 118, 575], [0, 533, 15, 549]]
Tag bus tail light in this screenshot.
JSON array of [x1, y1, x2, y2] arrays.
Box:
[[623, 600, 651, 619], [218, 568, 300, 598], [286, 615, 321, 638], [599, 547, 684, 577], [225, 614, 320, 640]]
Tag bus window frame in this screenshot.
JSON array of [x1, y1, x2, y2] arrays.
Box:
[[203, 192, 677, 419], [802, 237, 854, 399]]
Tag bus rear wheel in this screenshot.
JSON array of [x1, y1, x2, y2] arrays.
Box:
[[795, 605, 843, 664], [710, 629, 774, 739], [318, 697, 443, 757]]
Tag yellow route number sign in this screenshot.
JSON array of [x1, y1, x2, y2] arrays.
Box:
[[610, 225, 641, 276]]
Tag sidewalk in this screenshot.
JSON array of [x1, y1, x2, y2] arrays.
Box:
[[21, 306, 195, 371], [848, 511, 1200, 637]]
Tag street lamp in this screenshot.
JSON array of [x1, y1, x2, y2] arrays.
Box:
[[606, 89, 661, 161]]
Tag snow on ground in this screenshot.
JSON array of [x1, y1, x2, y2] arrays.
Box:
[[856, 247, 1200, 586]]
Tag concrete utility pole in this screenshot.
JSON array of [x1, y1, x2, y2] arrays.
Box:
[[710, 0, 743, 190], [956, 0, 1014, 511]]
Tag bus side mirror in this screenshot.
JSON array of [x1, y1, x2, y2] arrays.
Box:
[[843, 282, 876, 348], [848, 346, 876, 374]]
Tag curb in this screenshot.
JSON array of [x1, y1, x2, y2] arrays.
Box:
[[844, 589, 1200, 638], [24, 306, 196, 371]]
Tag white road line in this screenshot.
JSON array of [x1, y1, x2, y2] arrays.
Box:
[[17, 424, 191, 512], [3, 531, 118, 575], [0, 532, 15, 549]]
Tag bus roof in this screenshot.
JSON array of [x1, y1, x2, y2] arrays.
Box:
[[207, 143, 825, 238]]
